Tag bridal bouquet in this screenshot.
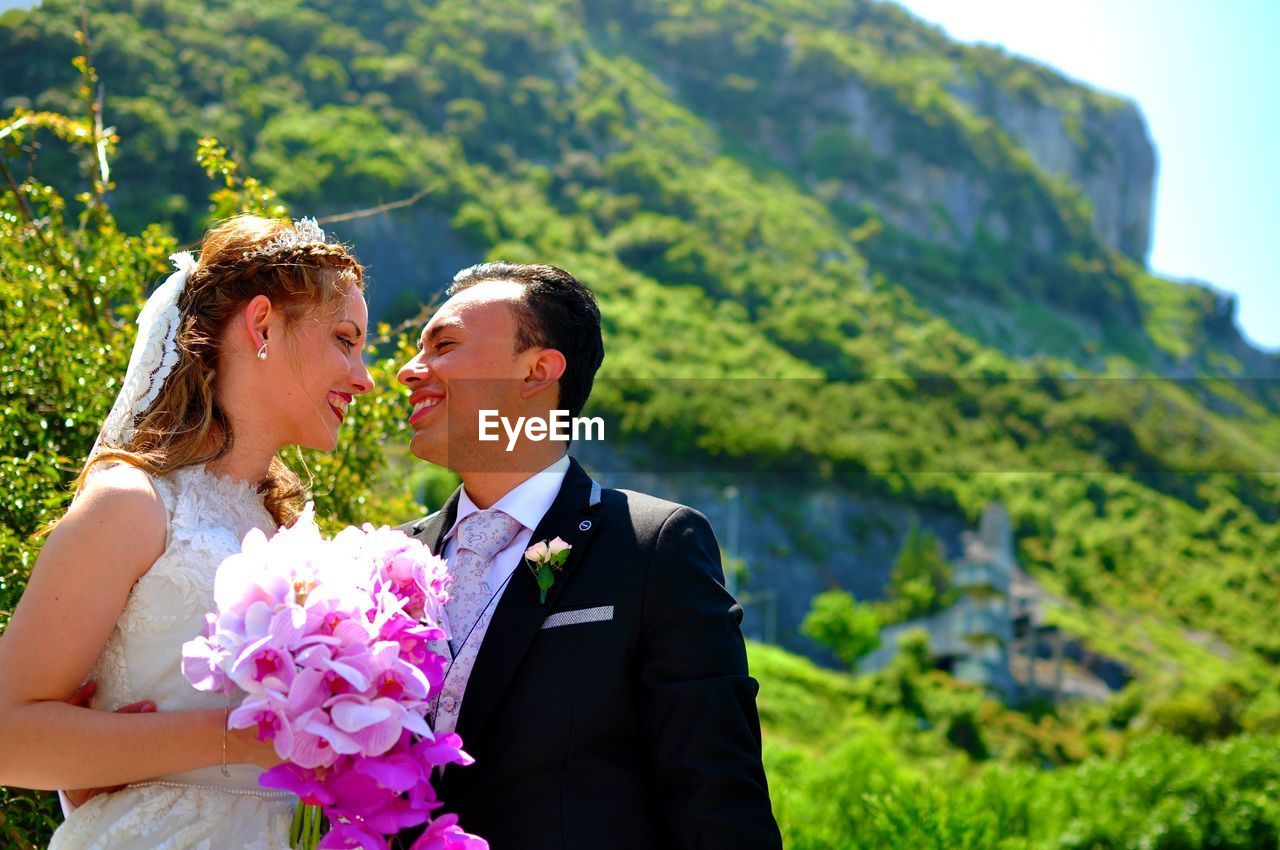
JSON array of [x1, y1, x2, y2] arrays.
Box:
[[182, 504, 487, 850]]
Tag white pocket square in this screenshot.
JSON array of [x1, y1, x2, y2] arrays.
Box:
[[541, 605, 614, 629]]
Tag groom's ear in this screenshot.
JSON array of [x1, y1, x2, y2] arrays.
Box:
[[520, 347, 567, 402]]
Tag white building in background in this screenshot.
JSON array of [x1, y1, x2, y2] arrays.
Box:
[[859, 503, 1124, 704]]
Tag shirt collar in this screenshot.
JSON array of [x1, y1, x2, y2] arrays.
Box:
[[445, 455, 571, 542]]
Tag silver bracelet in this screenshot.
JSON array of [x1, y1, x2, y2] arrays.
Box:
[[220, 705, 231, 778]]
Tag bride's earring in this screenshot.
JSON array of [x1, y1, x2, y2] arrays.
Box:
[[257, 340, 269, 361]]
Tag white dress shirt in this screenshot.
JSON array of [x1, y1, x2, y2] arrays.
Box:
[[440, 454, 571, 608]]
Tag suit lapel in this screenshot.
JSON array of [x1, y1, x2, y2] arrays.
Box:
[[454, 458, 602, 742], [409, 488, 461, 556]]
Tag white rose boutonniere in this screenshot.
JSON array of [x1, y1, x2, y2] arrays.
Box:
[[524, 536, 572, 604]]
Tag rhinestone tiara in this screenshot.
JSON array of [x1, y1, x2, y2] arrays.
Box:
[[242, 217, 328, 261]]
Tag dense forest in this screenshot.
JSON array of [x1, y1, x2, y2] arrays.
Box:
[[2, 0, 1278, 846]]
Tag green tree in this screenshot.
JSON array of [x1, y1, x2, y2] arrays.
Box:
[[800, 589, 881, 669], [879, 522, 957, 624]]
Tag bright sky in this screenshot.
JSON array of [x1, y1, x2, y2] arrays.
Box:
[[894, 0, 1280, 350]]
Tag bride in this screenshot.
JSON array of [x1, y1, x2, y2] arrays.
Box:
[[0, 214, 373, 848]]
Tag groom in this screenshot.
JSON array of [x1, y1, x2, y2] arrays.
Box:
[[393, 262, 781, 850]]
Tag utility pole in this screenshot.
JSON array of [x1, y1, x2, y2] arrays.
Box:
[[723, 485, 740, 597]]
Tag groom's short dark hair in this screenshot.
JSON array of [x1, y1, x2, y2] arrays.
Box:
[[448, 262, 604, 418]]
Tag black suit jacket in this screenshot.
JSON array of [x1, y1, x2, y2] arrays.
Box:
[[395, 458, 781, 850]]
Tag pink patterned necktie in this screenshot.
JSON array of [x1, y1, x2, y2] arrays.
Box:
[[444, 508, 523, 656]]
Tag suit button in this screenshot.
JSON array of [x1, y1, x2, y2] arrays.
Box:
[[441, 695, 457, 713]]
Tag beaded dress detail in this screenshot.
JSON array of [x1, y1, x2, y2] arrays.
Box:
[[49, 465, 295, 850]]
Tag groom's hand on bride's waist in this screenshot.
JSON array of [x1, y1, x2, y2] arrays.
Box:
[[63, 679, 157, 806]]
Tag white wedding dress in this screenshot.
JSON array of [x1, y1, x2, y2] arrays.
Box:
[[49, 465, 296, 850]]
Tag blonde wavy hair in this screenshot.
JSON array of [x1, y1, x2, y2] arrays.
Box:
[[75, 215, 366, 527]]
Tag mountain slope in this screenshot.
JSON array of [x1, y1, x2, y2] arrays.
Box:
[[2, 0, 1278, 676]]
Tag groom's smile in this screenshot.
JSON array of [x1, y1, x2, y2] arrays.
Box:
[[397, 280, 542, 470], [408, 388, 445, 426]]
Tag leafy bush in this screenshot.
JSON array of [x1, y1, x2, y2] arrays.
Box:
[[758, 642, 1280, 850], [800, 589, 881, 668]]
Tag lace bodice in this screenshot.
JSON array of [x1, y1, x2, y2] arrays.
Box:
[[88, 465, 277, 714]]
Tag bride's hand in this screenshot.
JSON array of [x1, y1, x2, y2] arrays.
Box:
[[226, 725, 286, 769], [63, 681, 157, 806]]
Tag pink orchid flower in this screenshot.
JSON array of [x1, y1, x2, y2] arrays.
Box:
[[410, 814, 489, 850], [183, 504, 487, 847]]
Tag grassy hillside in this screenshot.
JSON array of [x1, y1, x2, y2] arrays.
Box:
[[750, 641, 1280, 848]]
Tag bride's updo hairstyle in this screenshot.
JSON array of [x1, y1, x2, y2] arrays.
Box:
[[77, 214, 366, 526]]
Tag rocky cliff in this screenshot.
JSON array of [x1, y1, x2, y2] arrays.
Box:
[[764, 47, 1157, 264], [961, 78, 1155, 261]]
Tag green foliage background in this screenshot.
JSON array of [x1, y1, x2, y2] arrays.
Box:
[[1, 0, 1279, 847]]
